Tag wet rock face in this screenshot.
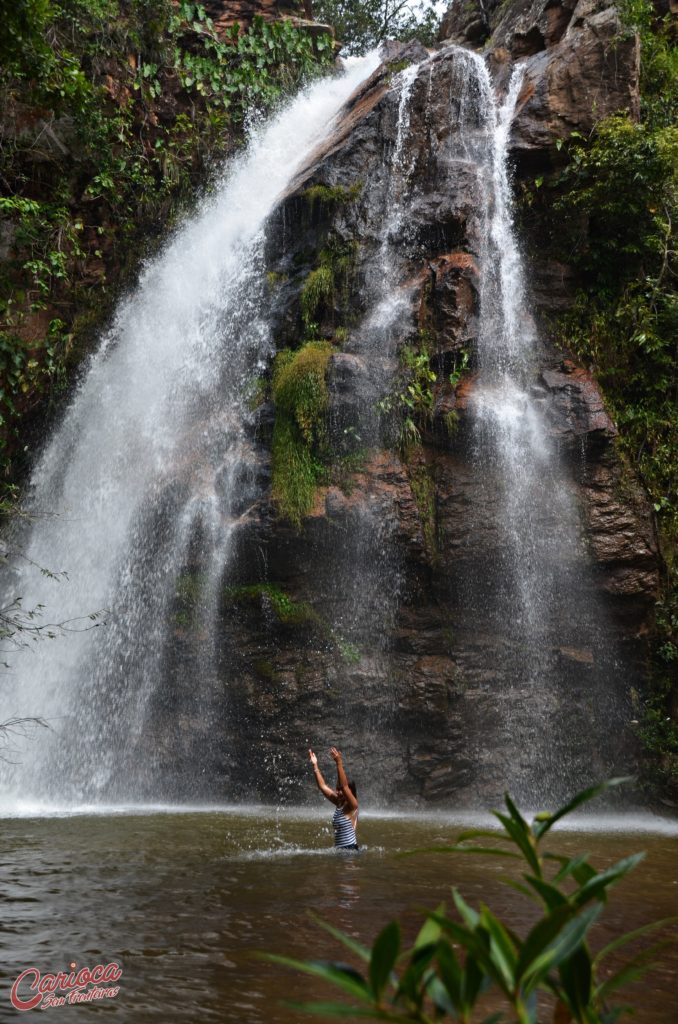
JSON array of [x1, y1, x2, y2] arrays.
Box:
[[440, 0, 640, 172], [214, 32, 659, 806]]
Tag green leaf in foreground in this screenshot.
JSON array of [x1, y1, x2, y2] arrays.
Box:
[[270, 782, 676, 1023], [369, 921, 400, 1001]]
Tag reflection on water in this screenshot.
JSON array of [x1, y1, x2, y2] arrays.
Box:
[[1, 810, 677, 1022]]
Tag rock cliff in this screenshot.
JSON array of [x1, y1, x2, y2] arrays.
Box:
[[195, 10, 660, 807], [440, 0, 640, 171]]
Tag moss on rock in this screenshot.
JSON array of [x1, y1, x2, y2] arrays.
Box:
[[270, 340, 332, 525]]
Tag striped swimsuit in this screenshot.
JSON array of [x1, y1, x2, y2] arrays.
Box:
[[332, 805, 358, 849]]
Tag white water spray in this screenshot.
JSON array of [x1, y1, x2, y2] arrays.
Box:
[[0, 53, 381, 812], [447, 49, 632, 801]]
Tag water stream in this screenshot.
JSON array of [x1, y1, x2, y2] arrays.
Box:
[[445, 50, 634, 802], [0, 53, 380, 811]]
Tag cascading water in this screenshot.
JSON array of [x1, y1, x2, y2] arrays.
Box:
[[447, 49, 633, 803], [0, 40, 637, 814], [314, 62, 426, 796], [0, 53, 381, 812]]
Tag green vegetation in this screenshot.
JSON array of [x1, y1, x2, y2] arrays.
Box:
[[313, 0, 441, 54], [407, 459, 437, 558], [270, 779, 677, 1023], [0, 0, 332, 495], [301, 265, 335, 328], [252, 658, 279, 682], [270, 341, 332, 525], [337, 638, 361, 664], [300, 238, 359, 331], [266, 271, 288, 289], [303, 182, 363, 208], [543, 0, 677, 792], [173, 571, 207, 628], [224, 582, 320, 629], [327, 445, 367, 494], [378, 345, 438, 448]]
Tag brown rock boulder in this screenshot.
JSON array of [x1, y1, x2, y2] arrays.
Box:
[[439, 0, 640, 168]]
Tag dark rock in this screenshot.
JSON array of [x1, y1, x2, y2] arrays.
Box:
[[510, 2, 640, 163], [541, 361, 618, 449], [215, 36, 658, 806], [439, 0, 640, 170]]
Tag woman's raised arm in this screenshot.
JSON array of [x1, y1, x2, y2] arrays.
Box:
[[309, 748, 339, 804], [330, 747, 358, 811]]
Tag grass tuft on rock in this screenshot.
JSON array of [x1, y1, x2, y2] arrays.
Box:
[[271, 341, 332, 525], [301, 264, 334, 327], [225, 582, 320, 629]]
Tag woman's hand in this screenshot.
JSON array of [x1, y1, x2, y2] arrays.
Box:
[[330, 746, 342, 763], [308, 749, 318, 767]]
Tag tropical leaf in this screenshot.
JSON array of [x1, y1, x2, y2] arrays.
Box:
[[453, 888, 480, 929], [524, 874, 569, 911], [520, 905, 602, 991], [265, 954, 372, 1001], [595, 940, 673, 1002], [435, 938, 463, 1008], [558, 946, 592, 1015], [593, 915, 678, 965], [369, 921, 401, 1001], [310, 913, 371, 963], [494, 811, 541, 875], [504, 793, 531, 834], [500, 877, 535, 900], [531, 778, 633, 839], [425, 974, 458, 1016], [479, 904, 519, 992], [455, 828, 515, 843], [573, 853, 645, 907], [515, 905, 577, 982], [549, 853, 593, 886], [413, 903, 444, 950]]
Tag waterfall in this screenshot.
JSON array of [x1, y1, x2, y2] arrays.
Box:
[[448, 50, 632, 803], [0, 40, 636, 814], [0, 53, 381, 813]]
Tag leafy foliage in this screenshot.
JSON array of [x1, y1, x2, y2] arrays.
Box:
[[314, 0, 442, 55], [407, 457, 437, 557], [0, 0, 331, 497], [302, 265, 335, 328], [300, 238, 359, 333], [378, 345, 437, 447], [269, 779, 677, 1023], [223, 582, 320, 629], [303, 182, 363, 208]]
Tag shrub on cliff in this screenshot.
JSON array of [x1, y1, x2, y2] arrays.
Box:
[[0, 0, 332, 497]]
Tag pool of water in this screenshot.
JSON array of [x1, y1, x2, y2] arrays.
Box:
[[2, 807, 677, 1022]]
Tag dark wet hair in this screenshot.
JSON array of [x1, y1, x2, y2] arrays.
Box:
[[348, 780, 357, 798]]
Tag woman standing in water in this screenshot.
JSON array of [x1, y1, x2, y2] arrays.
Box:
[[309, 747, 359, 851]]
